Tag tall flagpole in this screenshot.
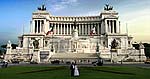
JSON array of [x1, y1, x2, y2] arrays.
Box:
[[126, 23, 128, 35], [125, 23, 128, 56]]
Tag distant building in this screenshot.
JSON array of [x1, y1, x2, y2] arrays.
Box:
[[5, 4, 146, 63]]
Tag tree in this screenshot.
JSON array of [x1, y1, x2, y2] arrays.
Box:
[[1, 45, 6, 54], [1, 44, 18, 49], [11, 44, 18, 49], [133, 43, 150, 58], [1, 45, 7, 49], [0, 44, 18, 55], [143, 43, 150, 58], [0, 50, 2, 55], [132, 44, 139, 50]]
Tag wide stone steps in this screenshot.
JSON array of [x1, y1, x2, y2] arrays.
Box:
[[51, 53, 98, 59]]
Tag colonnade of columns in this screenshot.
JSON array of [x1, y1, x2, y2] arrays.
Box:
[[33, 20, 44, 33], [50, 23, 101, 35], [107, 20, 117, 33]]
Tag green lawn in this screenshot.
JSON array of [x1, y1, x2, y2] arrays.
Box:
[[0, 65, 150, 79]]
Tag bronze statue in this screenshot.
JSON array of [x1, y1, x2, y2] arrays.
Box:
[[104, 4, 113, 11], [73, 20, 78, 29], [38, 4, 46, 11], [33, 39, 39, 49], [111, 39, 118, 49]]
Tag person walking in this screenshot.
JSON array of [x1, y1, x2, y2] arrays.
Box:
[[70, 62, 75, 77]]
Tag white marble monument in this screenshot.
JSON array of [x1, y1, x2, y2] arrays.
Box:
[[5, 4, 146, 63]]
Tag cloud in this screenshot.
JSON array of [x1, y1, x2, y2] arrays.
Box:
[[49, 0, 79, 11]]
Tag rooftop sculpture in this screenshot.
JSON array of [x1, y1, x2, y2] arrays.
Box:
[[104, 4, 113, 11]]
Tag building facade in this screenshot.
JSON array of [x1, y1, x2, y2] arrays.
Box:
[[5, 5, 146, 63]]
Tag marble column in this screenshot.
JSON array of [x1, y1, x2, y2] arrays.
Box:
[[79, 23, 81, 35], [40, 20, 43, 33], [66, 23, 68, 35], [84, 23, 86, 35], [54, 23, 56, 35], [37, 20, 39, 33], [112, 20, 114, 33], [88, 23, 89, 35], [91, 23, 93, 33], [109, 20, 113, 33], [114, 20, 117, 33], [108, 20, 111, 33], [64, 23, 65, 35], [87, 23, 89, 35], [86, 23, 89, 35], [43, 20, 46, 34], [57, 23, 59, 35], [82, 23, 84, 35], [55, 23, 57, 35], [38, 20, 41, 33], [99, 23, 101, 35], [32, 20, 35, 33], [89, 23, 92, 35], [73, 23, 74, 30], [39, 20, 42, 33], [60, 23, 62, 35], [36, 20, 38, 33], [70, 23, 71, 35], [105, 20, 108, 33], [97, 23, 99, 35], [107, 20, 110, 33]]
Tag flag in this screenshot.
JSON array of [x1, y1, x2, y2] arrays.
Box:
[[90, 26, 96, 36], [46, 25, 54, 35]]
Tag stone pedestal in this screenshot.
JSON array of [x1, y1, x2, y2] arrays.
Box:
[[4, 41, 12, 62], [139, 42, 146, 61], [110, 49, 118, 63], [31, 49, 40, 63]]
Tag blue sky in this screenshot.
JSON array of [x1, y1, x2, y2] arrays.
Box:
[[0, 0, 150, 45]]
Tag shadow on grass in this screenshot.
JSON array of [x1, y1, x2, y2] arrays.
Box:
[[19, 66, 66, 74], [83, 67, 135, 75]]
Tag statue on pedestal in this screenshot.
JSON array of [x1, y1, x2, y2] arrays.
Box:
[[7, 40, 12, 49], [111, 39, 118, 49], [33, 39, 39, 49], [72, 20, 78, 39]]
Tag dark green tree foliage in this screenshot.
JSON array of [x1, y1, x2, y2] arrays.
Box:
[[1, 45, 7, 54], [1, 45, 6, 49], [143, 43, 150, 58], [132, 44, 139, 50], [133, 43, 150, 58], [0, 44, 18, 54], [11, 44, 18, 49], [0, 50, 2, 55], [1, 44, 18, 49]]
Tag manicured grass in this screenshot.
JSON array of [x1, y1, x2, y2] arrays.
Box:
[[0, 65, 150, 79]]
